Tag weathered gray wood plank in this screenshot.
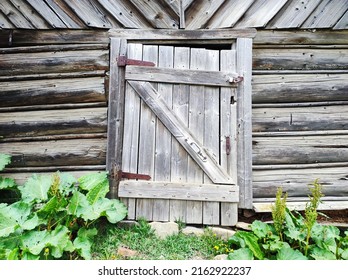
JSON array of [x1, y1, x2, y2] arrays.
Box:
[[0, 49, 109, 76], [185, 0, 225, 30], [254, 201, 348, 212], [109, 28, 257, 40], [121, 43, 143, 220], [125, 65, 239, 87], [0, 0, 34, 29], [253, 48, 348, 70], [119, 181, 239, 202], [97, 0, 150, 28], [302, 0, 348, 28], [253, 166, 348, 198], [128, 81, 233, 185], [26, 0, 67, 28], [202, 48, 220, 225], [0, 108, 107, 138], [220, 48, 238, 226], [0, 77, 106, 107], [64, 0, 112, 28], [0, 139, 106, 167], [129, 0, 179, 28], [235, 0, 288, 28], [254, 30, 348, 45], [253, 105, 348, 132], [135, 44, 158, 221], [152, 45, 174, 221], [169, 46, 190, 222], [236, 38, 253, 209], [267, 0, 320, 29], [206, 0, 254, 29], [106, 38, 127, 198], [252, 73, 348, 104], [253, 135, 348, 165]]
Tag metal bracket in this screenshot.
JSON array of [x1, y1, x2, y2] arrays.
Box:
[[117, 55, 155, 67], [228, 76, 244, 84]]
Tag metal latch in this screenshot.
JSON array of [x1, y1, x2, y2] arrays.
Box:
[[117, 55, 155, 67], [111, 164, 151, 181], [228, 76, 244, 84]]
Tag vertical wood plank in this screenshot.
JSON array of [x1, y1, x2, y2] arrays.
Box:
[[202, 49, 220, 225], [220, 48, 239, 226], [136, 44, 158, 221], [186, 48, 205, 224], [106, 38, 127, 198], [152, 45, 174, 221], [236, 38, 253, 209], [169, 46, 190, 222], [121, 43, 143, 219]]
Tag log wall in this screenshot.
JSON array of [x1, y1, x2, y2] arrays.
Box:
[[0, 31, 109, 181], [252, 30, 348, 209], [1, 29, 347, 211]]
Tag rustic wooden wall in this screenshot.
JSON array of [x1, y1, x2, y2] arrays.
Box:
[[252, 30, 348, 210], [0, 30, 109, 183], [1, 29, 347, 212]]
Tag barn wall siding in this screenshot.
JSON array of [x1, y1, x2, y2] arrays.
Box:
[[0, 37, 109, 179], [1, 28, 348, 212], [252, 32, 348, 207]]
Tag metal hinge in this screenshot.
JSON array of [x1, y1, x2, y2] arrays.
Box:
[[117, 55, 155, 67], [111, 165, 151, 181]]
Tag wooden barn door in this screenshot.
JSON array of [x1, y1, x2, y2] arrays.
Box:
[[107, 31, 254, 226]]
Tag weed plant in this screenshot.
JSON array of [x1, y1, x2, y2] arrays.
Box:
[[227, 180, 348, 260]]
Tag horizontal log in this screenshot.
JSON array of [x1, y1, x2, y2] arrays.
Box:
[[0, 43, 108, 54], [252, 73, 348, 103], [0, 139, 106, 167], [0, 102, 107, 113], [253, 135, 348, 165], [1, 133, 107, 143], [253, 201, 348, 212], [253, 166, 348, 198], [253, 48, 348, 70], [252, 105, 348, 132], [126, 65, 239, 87], [1, 169, 105, 186], [0, 70, 106, 82], [119, 181, 239, 202], [254, 30, 348, 45], [0, 49, 108, 76], [109, 28, 257, 40], [0, 30, 109, 47], [0, 76, 106, 107], [0, 107, 107, 138]]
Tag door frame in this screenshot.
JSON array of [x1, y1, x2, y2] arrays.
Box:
[[106, 29, 256, 209]]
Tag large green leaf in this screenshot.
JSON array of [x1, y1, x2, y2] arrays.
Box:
[[341, 249, 348, 260], [310, 247, 336, 260], [86, 179, 109, 205], [21, 230, 49, 255], [0, 211, 17, 237], [234, 231, 264, 260], [19, 174, 53, 203], [0, 154, 11, 171], [105, 199, 127, 223], [45, 225, 74, 258], [73, 227, 98, 260], [78, 171, 108, 191], [228, 248, 254, 260], [58, 172, 77, 196], [251, 220, 272, 239], [284, 210, 305, 242], [37, 196, 59, 219], [0, 177, 16, 190], [276, 247, 308, 260]]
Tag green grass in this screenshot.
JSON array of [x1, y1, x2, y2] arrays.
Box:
[[91, 219, 228, 260]]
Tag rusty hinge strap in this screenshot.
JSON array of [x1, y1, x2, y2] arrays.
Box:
[[117, 55, 155, 67], [116, 170, 151, 180]]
